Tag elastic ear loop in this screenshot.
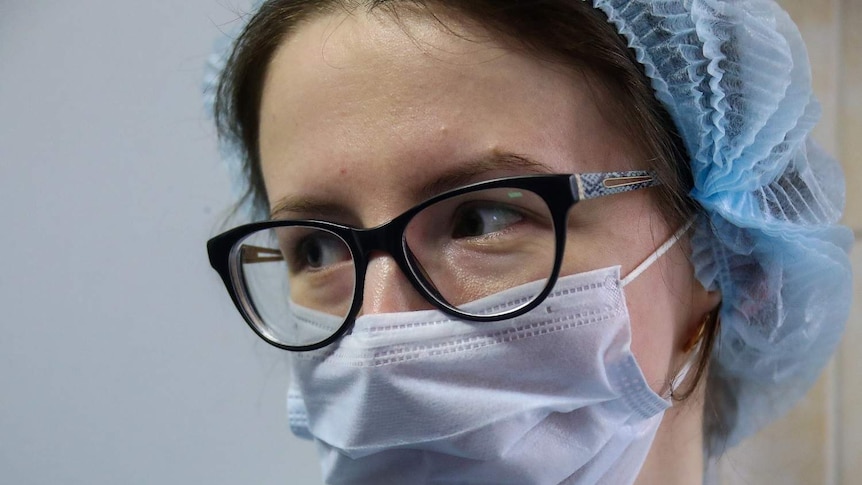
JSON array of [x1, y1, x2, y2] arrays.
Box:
[[620, 219, 694, 288], [615, 218, 700, 400]]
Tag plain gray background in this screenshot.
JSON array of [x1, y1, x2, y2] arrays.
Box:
[[0, 1, 322, 483]]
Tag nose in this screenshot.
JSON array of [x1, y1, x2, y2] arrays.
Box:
[[360, 252, 435, 315]]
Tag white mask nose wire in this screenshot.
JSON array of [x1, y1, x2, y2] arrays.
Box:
[[620, 219, 694, 287]]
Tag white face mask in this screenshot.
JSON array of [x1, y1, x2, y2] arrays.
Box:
[[287, 228, 690, 485]]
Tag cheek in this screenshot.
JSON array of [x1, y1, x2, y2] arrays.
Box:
[[622, 253, 695, 393]]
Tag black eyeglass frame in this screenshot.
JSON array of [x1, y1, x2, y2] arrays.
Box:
[[207, 171, 658, 351]]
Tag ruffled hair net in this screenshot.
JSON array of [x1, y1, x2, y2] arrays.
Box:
[[588, 0, 853, 448], [204, 0, 853, 449]]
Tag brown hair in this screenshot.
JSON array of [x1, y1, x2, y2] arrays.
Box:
[[214, 0, 719, 430]]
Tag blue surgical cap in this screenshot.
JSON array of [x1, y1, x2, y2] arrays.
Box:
[[204, 0, 854, 449], [589, 0, 853, 448]]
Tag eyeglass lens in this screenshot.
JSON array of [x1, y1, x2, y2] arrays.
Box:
[[236, 186, 557, 348]]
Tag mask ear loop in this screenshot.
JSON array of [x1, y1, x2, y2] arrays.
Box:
[[620, 219, 694, 288], [616, 218, 698, 400]]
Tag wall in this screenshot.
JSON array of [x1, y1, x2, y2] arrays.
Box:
[[0, 2, 320, 483]]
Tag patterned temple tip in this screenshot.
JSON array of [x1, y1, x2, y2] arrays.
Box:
[[571, 170, 659, 200]]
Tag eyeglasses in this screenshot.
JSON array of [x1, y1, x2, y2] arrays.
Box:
[[207, 171, 658, 351]]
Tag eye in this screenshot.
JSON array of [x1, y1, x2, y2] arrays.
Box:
[[291, 232, 351, 271], [450, 202, 524, 239]]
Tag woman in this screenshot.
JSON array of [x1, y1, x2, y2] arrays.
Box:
[[204, 1, 853, 483]]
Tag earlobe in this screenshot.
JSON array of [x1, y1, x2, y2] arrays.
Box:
[[682, 315, 708, 353], [682, 285, 722, 353], [669, 291, 721, 401]]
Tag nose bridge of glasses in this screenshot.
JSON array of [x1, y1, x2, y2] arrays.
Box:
[[353, 216, 406, 258], [352, 218, 435, 315]]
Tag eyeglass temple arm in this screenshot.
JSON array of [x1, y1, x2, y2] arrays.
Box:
[[570, 171, 659, 201], [240, 245, 285, 264]]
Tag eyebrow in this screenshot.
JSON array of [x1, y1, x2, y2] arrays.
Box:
[[269, 152, 553, 221], [415, 153, 552, 202], [270, 196, 354, 221]]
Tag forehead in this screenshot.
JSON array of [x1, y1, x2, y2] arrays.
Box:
[[258, 7, 633, 218]]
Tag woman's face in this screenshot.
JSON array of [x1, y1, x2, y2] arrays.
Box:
[[257, 9, 711, 392]]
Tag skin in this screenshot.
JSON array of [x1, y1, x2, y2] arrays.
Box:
[[258, 8, 719, 484]]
